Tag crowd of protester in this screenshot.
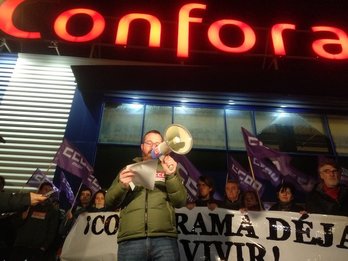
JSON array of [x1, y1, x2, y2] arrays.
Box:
[[187, 158, 348, 216], [0, 158, 347, 260]]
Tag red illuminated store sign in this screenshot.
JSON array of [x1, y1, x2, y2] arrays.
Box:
[[1, 0, 348, 60]]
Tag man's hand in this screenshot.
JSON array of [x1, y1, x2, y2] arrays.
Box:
[[29, 192, 47, 206], [160, 155, 177, 175], [65, 209, 73, 220], [119, 168, 135, 189]]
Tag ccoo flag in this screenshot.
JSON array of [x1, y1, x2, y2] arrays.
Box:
[[228, 155, 265, 196], [242, 127, 282, 187], [83, 174, 101, 194], [171, 154, 201, 202], [53, 138, 94, 179], [26, 168, 59, 192], [241, 127, 317, 192], [340, 168, 348, 187], [59, 171, 75, 204]]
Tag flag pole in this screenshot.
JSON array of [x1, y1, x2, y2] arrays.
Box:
[[46, 162, 54, 177], [18, 185, 26, 194], [247, 155, 263, 210], [20, 168, 40, 193], [70, 181, 83, 212], [64, 181, 83, 226], [37, 163, 54, 193]]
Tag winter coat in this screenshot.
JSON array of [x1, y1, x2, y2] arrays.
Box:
[[269, 201, 304, 212], [218, 196, 242, 210], [105, 158, 187, 243], [13, 200, 60, 250], [306, 183, 348, 216]]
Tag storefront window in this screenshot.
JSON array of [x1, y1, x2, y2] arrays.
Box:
[[255, 111, 330, 153], [327, 115, 348, 155], [226, 109, 253, 150], [99, 103, 144, 144], [98, 102, 343, 155], [174, 106, 226, 149], [144, 105, 172, 135]]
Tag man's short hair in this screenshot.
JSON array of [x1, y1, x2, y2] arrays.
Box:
[[198, 175, 215, 196], [226, 179, 239, 186], [318, 158, 341, 172], [143, 130, 163, 141], [79, 186, 93, 196]]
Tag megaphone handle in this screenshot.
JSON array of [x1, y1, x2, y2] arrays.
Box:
[[159, 155, 174, 171]]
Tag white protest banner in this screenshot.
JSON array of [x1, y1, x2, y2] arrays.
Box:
[[176, 207, 348, 261], [60, 212, 119, 261], [60, 209, 348, 261]]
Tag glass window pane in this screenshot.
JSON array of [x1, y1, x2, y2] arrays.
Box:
[[174, 106, 225, 149], [99, 103, 144, 144], [143, 105, 172, 135], [226, 109, 253, 150], [255, 111, 330, 153], [327, 115, 348, 155]]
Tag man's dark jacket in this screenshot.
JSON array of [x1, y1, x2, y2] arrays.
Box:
[[306, 183, 348, 216]]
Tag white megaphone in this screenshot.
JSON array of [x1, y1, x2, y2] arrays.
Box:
[[151, 124, 193, 160]]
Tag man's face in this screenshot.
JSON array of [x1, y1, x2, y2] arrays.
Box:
[[244, 192, 258, 208], [197, 181, 212, 199], [225, 182, 240, 201], [141, 132, 163, 160], [319, 164, 341, 188], [80, 190, 92, 206]]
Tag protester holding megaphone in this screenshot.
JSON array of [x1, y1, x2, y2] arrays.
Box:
[[150, 124, 193, 160], [106, 127, 191, 261]]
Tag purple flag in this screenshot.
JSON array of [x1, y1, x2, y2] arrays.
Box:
[[341, 168, 348, 187], [241, 127, 317, 192], [242, 127, 282, 187], [26, 168, 59, 192], [53, 138, 93, 179], [60, 171, 75, 204], [83, 174, 101, 195], [171, 154, 201, 202], [228, 156, 265, 196]]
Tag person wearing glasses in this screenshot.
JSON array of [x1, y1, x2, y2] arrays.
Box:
[[306, 159, 348, 216], [106, 130, 187, 261]]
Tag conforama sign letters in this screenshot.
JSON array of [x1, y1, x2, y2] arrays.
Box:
[[1, 0, 348, 60]]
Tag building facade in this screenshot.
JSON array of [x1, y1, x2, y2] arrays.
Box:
[[1, 0, 348, 203]]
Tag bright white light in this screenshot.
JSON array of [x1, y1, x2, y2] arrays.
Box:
[[228, 100, 235, 105], [127, 103, 144, 110], [277, 111, 290, 118], [175, 105, 187, 113]]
